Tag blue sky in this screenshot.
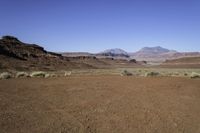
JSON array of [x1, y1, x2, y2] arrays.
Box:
[[0, 0, 200, 53]]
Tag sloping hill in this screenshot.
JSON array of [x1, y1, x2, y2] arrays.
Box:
[[160, 57, 200, 68], [130, 46, 176, 61]]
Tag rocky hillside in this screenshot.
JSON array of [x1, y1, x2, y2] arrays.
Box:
[[0, 36, 62, 60]]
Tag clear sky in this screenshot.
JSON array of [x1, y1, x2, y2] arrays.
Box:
[[0, 0, 200, 53]]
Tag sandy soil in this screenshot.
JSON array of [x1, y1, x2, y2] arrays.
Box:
[[0, 76, 200, 133]]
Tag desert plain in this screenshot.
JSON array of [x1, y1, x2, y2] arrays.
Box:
[[1, 72, 200, 133]]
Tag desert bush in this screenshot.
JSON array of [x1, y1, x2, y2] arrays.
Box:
[[16, 72, 29, 78], [0, 72, 12, 79], [50, 73, 56, 77], [64, 71, 72, 76], [190, 72, 200, 79], [121, 70, 133, 76], [44, 73, 57, 78], [172, 72, 180, 76], [166, 73, 173, 77], [129, 59, 136, 63], [30, 71, 46, 78], [44, 73, 50, 78], [145, 71, 160, 77]]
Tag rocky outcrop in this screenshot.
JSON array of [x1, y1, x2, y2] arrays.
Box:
[[0, 36, 63, 60]]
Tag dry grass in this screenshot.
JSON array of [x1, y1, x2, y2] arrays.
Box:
[[0, 72, 12, 79]]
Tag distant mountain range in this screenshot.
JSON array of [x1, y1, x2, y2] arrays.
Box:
[[1, 35, 200, 65], [1, 35, 200, 70], [130, 46, 200, 62], [62, 48, 130, 59], [0, 36, 143, 71], [63, 46, 200, 62]]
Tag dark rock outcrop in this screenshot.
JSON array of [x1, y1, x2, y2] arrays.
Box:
[[0, 36, 49, 60]]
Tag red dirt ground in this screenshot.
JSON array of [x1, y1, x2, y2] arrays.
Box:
[[0, 76, 200, 133]]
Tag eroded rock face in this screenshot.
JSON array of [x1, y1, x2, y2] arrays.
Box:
[[0, 36, 49, 60]]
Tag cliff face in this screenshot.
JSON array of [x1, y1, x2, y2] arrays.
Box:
[[0, 36, 62, 60]]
